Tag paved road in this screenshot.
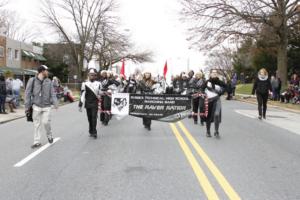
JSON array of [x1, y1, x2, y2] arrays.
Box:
[[0, 100, 300, 200]]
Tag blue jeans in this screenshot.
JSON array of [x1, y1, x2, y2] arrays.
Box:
[[13, 89, 20, 106], [0, 94, 6, 112]]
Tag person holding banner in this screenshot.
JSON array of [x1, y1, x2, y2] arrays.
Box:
[[192, 72, 206, 125], [79, 68, 102, 139], [100, 71, 120, 125], [179, 72, 189, 95], [139, 71, 156, 130], [202, 69, 227, 137], [124, 74, 137, 93]]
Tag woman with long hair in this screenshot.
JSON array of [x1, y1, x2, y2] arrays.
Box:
[[252, 68, 272, 120], [139, 71, 155, 130], [202, 69, 227, 137]]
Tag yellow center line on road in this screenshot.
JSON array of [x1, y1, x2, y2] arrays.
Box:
[[169, 123, 220, 200], [177, 121, 241, 200]]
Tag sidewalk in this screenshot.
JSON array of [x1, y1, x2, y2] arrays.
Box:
[[0, 106, 26, 124], [235, 93, 300, 114]]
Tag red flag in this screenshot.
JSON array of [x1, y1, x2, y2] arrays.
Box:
[[163, 61, 168, 78], [120, 58, 126, 79]]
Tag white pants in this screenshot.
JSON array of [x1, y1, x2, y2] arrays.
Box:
[[32, 105, 52, 144]]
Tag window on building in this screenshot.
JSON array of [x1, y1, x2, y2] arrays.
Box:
[[15, 50, 19, 60], [0, 46, 4, 57], [8, 48, 13, 60]]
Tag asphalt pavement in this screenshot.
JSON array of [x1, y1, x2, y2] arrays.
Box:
[[0, 100, 299, 200]]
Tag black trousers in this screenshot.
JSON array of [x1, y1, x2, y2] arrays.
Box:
[[257, 93, 268, 117], [143, 117, 151, 127], [0, 95, 6, 112], [206, 99, 221, 133], [192, 97, 205, 123], [86, 108, 98, 135], [100, 95, 111, 123]]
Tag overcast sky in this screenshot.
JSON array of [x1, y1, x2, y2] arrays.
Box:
[[5, 0, 206, 77]]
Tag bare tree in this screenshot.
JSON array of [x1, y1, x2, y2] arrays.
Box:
[[0, 2, 38, 42], [181, 0, 300, 85], [205, 47, 235, 79], [95, 21, 153, 70], [42, 0, 116, 79], [0, 10, 38, 42], [0, 0, 7, 7], [0, 1, 8, 32]]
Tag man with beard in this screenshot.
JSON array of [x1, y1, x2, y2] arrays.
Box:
[[79, 68, 102, 138]]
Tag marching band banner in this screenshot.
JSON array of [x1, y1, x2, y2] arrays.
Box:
[[112, 93, 192, 122]]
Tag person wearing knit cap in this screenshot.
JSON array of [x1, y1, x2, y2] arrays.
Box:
[[79, 68, 102, 138]]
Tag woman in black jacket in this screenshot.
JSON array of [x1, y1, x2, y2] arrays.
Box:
[[0, 74, 7, 114], [202, 69, 227, 137], [252, 68, 272, 120], [139, 71, 155, 130]]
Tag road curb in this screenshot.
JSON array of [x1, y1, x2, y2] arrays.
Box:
[[0, 116, 26, 125], [236, 96, 300, 114], [0, 101, 78, 125]]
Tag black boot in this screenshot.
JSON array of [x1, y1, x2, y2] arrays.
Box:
[[206, 122, 211, 137], [214, 131, 219, 137], [258, 115, 262, 120]]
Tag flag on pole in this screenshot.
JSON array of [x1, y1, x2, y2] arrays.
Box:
[[120, 58, 126, 79], [163, 61, 168, 78]]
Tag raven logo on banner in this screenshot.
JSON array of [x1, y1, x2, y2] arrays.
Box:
[[111, 93, 129, 116]]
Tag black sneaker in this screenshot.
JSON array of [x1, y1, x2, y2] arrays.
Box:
[[206, 132, 211, 137], [48, 137, 53, 144], [89, 133, 97, 139], [258, 116, 262, 120], [31, 143, 41, 149], [263, 115, 266, 119]]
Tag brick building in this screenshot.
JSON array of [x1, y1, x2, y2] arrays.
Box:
[[0, 35, 46, 79]]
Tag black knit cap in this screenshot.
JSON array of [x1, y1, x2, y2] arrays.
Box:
[[37, 65, 48, 73]]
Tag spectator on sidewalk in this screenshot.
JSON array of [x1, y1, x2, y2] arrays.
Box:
[[0, 74, 7, 114], [231, 73, 237, 98], [290, 74, 299, 87], [280, 85, 295, 103], [5, 75, 16, 113], [12, 76, 23, 107], [271, 75, 280, 101], [25, 65, 58, 149]]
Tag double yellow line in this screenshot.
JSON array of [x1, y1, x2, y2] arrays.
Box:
[[170, 122, 241, 200]]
